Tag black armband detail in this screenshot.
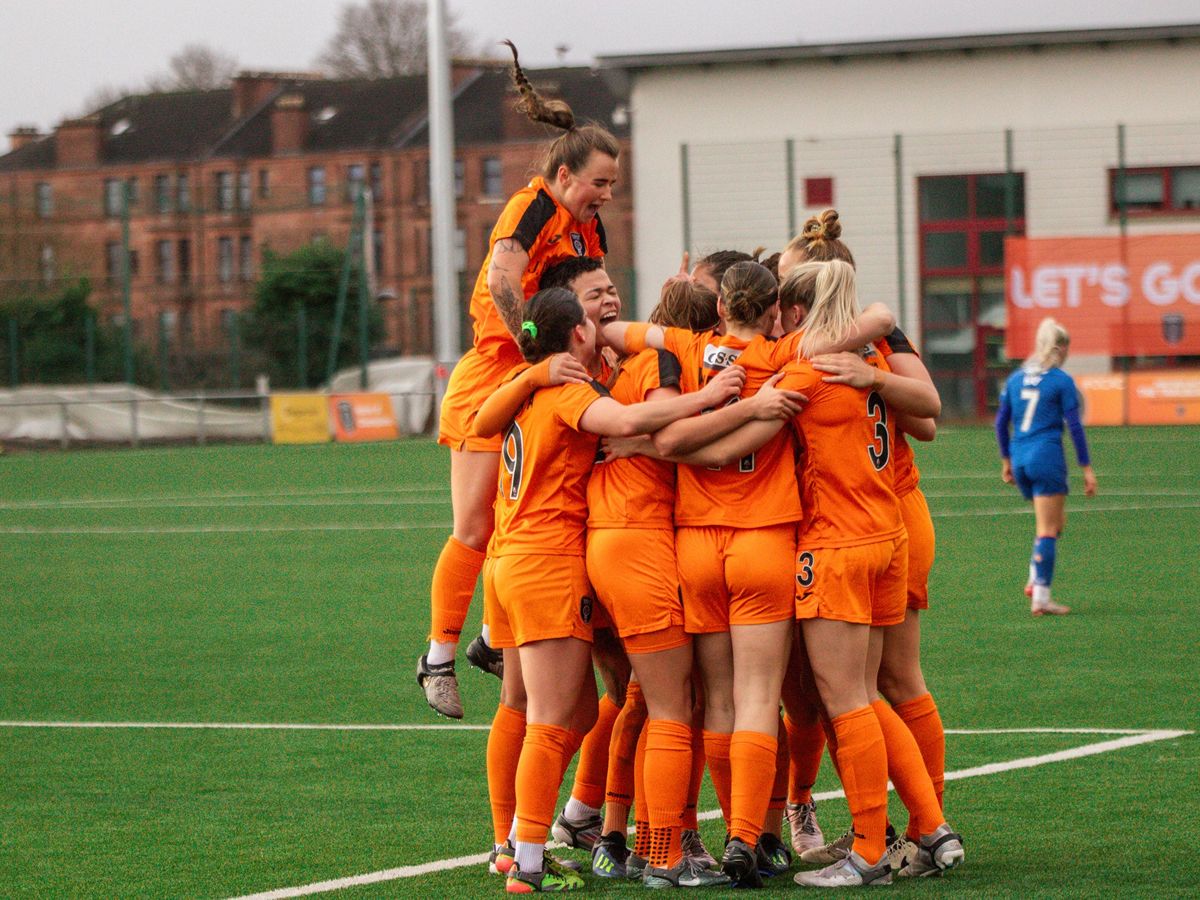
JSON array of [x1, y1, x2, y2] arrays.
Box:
[[510, 190, 559, 251], [656, 350, 682, 389], [595, 215, 608, 254], [883, 326, 918, 356]]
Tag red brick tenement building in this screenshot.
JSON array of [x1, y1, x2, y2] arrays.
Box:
[[0, 65, 633, 355]]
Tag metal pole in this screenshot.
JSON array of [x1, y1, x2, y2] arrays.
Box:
[[428, 0, 460, 411], [296, 301, 308, 388], [129, 395, 139, 448], [1004, 129, 1016, 235], [158, 313, 169, 392], [121, 180, 134, 385], [1116, 123, 1128, 237], [360, 188, 375, 391], [60, 402, 69, 450], [680, 143, 692, 258], [197, 392, 206, 446], [892, 134, 908, 333], [325, 192, 363, 385], [229, 314, 241, 388]]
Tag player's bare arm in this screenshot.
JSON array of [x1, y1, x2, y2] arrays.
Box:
[[488, 237, 531, 339]]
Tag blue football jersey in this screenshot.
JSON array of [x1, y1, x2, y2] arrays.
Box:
[[1003, 367, 1079, 463]]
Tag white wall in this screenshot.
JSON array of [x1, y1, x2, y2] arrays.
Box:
[[624, 40, 1200, 316]]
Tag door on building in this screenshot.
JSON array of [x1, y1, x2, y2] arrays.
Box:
[[918, 173, 1024, 418]]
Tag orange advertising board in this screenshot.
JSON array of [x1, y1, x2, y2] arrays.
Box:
[[1076, 374, 1126, 427], [1006, 234, 1200, 357], [329, 393, 400, 442], [1126, 371, 1200, 425]]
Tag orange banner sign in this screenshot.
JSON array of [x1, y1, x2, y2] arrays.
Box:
[[1076, 374, 1126, 426], [1006, 234, 1200, 357], [329, 393, 400, 442], [1126, 371, 1200, 425]]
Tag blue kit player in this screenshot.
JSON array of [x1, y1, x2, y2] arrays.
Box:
[[995, 318, 1098, 616]]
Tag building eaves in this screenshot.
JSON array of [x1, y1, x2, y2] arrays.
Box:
[[596, 22, 1200, 71]]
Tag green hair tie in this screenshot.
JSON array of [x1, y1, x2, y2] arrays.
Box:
[[521, 321, 538, 339]]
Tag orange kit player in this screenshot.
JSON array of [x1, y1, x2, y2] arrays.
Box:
[[602, 260, 895, 887], [678, 259, 961, 887], [419, 41, 621, 719], [470, 287, 743, 893]]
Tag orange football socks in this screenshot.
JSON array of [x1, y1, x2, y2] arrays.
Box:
[[729, 730, 778, 847], [644, 719, 692, 868], [894, 692, 946, 812], [831, 706, 888, 865], [873, 698, 944, 839], [785, 708, 827, 805], [486, 703, 526, 844], [428, 536, 485, 644], [701, 730, 733, 827]]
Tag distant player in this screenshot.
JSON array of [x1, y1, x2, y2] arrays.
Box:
[[995, 317, 1098, 616]]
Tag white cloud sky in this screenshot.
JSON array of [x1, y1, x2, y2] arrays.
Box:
[[1, 0, 1196, 148]]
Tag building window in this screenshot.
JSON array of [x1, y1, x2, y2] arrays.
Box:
[[804, 177, 834, 207], [1110, 165, 1200, 214], [346, 163, 365, 201], [104, 178, 124, 216], [239, 236, 254, 281], [918, 172, 1025, 418], [156, 239, 175, 283], [159, 310, 178, 339], [106, 242, 122, 283], [35, 182, 53, 218], [412, 158, 428, 203], [238, 171, 252, 211], [258, 169, 270, 200], [308, 166, 327, 205], [370, 162, 383, 201], [216, 172, 234, 212], [220, 308, 239, 336], [153, 174, 172, 213], [454, 158, 465, 198], [179, 239, 191, 283], [177, 173, 191, 212], [125, 177, 139, 207], [40, 245, 56, 284], [218, 236, 234, 283], [481, 157, 502, 197], [373, 229, 385, 276]]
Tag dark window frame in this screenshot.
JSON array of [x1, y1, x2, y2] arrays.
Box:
[[1108, 164, 1200, 216]]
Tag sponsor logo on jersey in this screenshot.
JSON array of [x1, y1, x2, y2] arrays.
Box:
[[702, 344, 743, 370], [570, 232, 585, 255], [579, 595, 593, 624]]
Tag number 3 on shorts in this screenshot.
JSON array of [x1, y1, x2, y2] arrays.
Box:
[[796, 551, 815, 588]]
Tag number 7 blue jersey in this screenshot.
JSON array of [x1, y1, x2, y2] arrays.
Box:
[[998, 366, 1082, 466]]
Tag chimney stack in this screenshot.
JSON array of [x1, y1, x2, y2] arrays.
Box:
[[232, 72, 283, 118], [7, 126, 42, 153], [271, 93, 309, 155], [55, 116, 103, 167]]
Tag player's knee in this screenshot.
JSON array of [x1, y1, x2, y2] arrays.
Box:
[[453, 515, 493, 550]]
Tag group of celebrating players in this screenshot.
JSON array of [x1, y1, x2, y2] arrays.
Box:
[[412, 43, 1089, 893]]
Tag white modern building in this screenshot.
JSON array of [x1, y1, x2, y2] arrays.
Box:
[[600, 23, 1200, 416]]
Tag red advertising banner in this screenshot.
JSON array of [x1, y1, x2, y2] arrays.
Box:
[[1006, 234, 1200, 357], [329, 393, 400, 442]]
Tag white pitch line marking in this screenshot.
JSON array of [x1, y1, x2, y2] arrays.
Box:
[[0, 484, 446, 510], [226, 727, 1192, 900]]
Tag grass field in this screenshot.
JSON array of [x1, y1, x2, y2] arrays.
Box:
[[1, 426, 1197, 899]]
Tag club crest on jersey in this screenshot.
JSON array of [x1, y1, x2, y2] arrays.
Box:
[[703, 344, 743, 370], [579, 595, 594, 624], [1163, 313, 1184, 345], [570, 232, 585, 255]]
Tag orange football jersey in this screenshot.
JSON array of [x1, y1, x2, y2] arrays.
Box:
[[469, 177, 607, 360], [661, 328, 803, 528], [491, 378, 607, 557], [873, 331, 923, 497], [780, 352, 904, 548], [587, 349, 681, 529]]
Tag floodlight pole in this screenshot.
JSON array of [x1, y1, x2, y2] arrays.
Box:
[[428, 0, 460, 411]]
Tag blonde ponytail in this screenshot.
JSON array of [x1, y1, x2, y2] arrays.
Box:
[[796, 260, 861, 359], [1026, 317, 1070, 372]]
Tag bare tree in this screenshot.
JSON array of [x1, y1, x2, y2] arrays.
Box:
[[147, 44, 239, 92], [317, 0, 474, 78]]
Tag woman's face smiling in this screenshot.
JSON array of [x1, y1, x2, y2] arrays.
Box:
[[557, 151, 619, 223]]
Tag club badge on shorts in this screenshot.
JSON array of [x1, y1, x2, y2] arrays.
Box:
[[579, 595, 593, 624], [570, 232, 585, 255]]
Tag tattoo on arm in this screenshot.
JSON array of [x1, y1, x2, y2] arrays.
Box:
[[490, 238, 527, 339]]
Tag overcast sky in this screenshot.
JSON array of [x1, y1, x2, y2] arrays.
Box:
[[2, 0, 1197, 151]]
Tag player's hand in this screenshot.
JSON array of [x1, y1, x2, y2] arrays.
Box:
[[601, 434, 653, 461], [700, 365, 746, 406], [1001, 459, 1014, 484], [1082, 465, 1098, 497], [811, 351, 876, 388], [747, 371, 807, 419], [546, 352, 590, 385], [662, 252, 693, 289]]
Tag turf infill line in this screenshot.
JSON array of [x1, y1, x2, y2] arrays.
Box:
[[0, 720, 490, 731], [226, 727, 1191, 900]]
